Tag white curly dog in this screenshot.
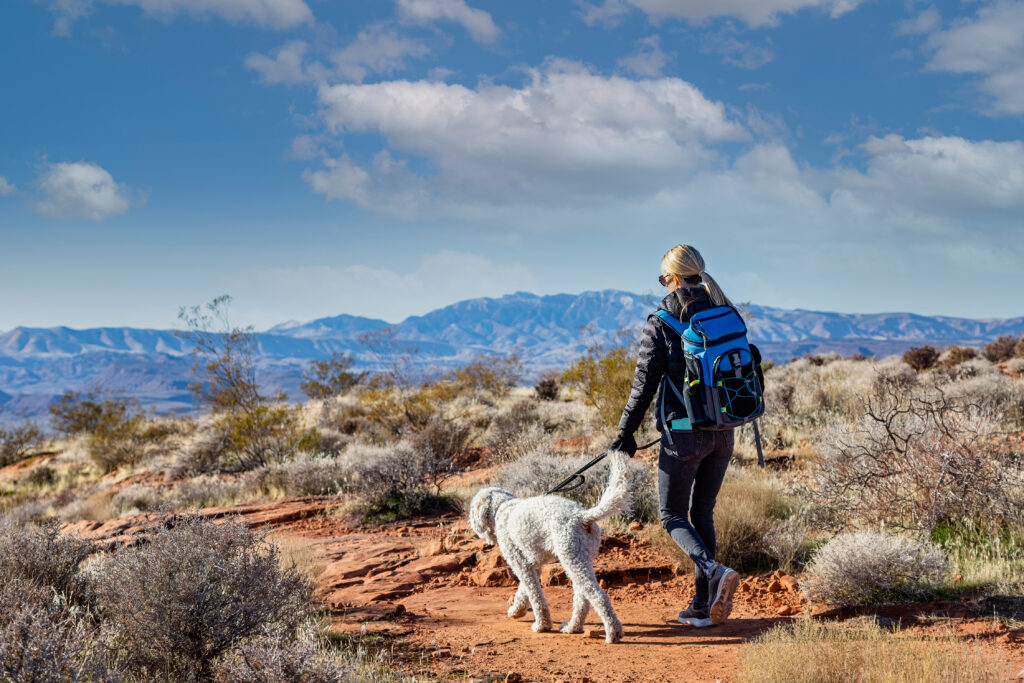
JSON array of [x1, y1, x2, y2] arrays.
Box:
[[468, 453, 631, 644]]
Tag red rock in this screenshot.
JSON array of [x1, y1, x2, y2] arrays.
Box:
[[478, 551, 506, 569], [542, 564, 567, 586], [773, 570, 785, 579], [776, 605, 795, 616], [780, 576, 799, 593], [768, 580, 783, 593], [504, 674, 523, 683], [472, 568, 515, 587], [431, 648, 452, 659], [585, 628, 603, 639], [628, 521, 643, 532]]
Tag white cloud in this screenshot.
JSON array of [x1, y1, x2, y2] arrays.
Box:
[[330, 24, 431, 82], [0, 177, 15, 196], [307, 59, 748, 206], [921, 1, 1024, 115], [246, 27, 431, 86], [396, 0, 499, 45], [618, 35, 670, 77], [576, 0, 633, 27], [895, 6, 941, 36], [615, 0, 867, 27], [837, 133, 1024, 214], [233, 250, 538, 325], [45, 0, 312, 34], [32, 161, 138, 220], [700, 23, 775, 68]]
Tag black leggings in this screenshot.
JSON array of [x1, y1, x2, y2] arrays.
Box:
[[658, 429, 734, 610]]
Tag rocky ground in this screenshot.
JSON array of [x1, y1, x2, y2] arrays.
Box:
[[63, 495, 1024, 682]]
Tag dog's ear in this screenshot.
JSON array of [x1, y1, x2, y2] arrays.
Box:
[[469, 489, 499, 546]]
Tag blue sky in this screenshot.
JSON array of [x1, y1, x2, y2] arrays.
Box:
[[1, 0, 1022, 330]]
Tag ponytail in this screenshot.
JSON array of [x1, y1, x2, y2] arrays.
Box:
[[661, 244, 734, 311]]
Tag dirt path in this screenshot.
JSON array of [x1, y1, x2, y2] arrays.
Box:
[[63, 497, 1024, 682]]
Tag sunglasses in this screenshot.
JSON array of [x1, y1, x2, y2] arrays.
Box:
[[658, 274, 675, 287]]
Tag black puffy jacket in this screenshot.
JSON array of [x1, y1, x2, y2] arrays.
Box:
[[616, 283, 715, 436]]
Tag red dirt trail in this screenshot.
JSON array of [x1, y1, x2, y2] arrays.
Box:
[[64, 497, 1024, 682]]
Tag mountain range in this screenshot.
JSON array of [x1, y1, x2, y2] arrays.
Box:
[[2, 290, 1021, 423]]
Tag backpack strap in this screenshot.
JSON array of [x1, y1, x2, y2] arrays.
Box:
[[654, 309, 688, 338]]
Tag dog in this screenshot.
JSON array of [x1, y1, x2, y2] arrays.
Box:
[[468, 453, 631, 643]]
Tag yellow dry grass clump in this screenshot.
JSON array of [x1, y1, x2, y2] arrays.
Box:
[[740, 617, 1008, 683]]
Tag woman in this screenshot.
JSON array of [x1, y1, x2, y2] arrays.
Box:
[[610, 244, 740, 628]]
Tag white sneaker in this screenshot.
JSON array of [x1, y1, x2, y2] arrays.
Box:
[[676, 602, 713, 628], [707, 563, 740, 625]]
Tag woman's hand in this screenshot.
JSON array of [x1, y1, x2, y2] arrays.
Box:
[[610, 431, 637, 457]]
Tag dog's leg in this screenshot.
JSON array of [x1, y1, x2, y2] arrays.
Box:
[[508, 582, 529, 619], [507, 553, 552, 632], [559, 587, 590, 634], [562, 558, 623, 644]]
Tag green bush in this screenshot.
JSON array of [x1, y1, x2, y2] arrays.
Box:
[[0, 421, 43, 467], [561, 345, 637, 428], [300, 352, 365, 400]]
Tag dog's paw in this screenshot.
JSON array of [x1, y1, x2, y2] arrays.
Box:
[[606, 624, 625, 644], [531, 620, 553, 633], [507, 605, 528, 619], [559, 621, 583, 634]]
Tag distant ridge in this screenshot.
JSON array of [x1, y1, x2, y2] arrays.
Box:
[[1, 290, 1021, 422]]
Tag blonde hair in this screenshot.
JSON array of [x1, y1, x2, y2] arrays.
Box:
[[661, 244, 734, 309]]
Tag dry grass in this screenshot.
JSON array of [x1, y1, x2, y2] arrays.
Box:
[[740, 617, 1009, 683]]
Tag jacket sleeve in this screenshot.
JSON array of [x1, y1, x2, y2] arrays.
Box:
[[617, 314, 667, 435]]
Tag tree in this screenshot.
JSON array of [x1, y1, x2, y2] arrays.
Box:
[[300, 352, 365, 400]]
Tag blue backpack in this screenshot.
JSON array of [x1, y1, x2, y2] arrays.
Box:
[[654, 305, 765, 433]]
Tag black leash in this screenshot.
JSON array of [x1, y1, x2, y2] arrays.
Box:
[[545, 438, 661, 495]]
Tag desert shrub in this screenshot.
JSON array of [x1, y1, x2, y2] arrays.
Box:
[[109, 484, 163, 516], [0, 421, 43, 466], [763, 517, 818, 574], [740, 616, 1007, 683], [709, 469, 793, 571], [0, 520, 95, 610], [301, 352, 365, 401], [411, 419, 472, 466], [342, 443, 458, 521], [1016, 337, 1024, 359], [24, 463, 57, 488], [932, 519, 1024, 596], [356, 380, 459, 436], [242, 454, 350, 498], [810, 378, 1016, 531], [903, 345, 939, 372], [87, 413, 175, 472], [184, 406, 321, 474], [445, 353, 523, 398], [938, 369, 1024, 426], [984, 335, 1019, 363], [493, 448, 656, 522], [487, 401, 546, 461], [803, 531, 948, 606], [170, 477, 242, 510], [49, 390, 126, 437], [939, 345, 977, 368], [0, 599, 111, 683], [1006, 357, 1024, 377], [93, 517, 310, 680], [561, 345, 637, 428], [534, 372, 560, 401], [212, 632, 351, 683]]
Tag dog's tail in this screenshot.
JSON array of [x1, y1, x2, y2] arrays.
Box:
[[579, 452, 633, 523]]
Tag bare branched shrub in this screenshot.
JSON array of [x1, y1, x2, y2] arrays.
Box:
[[301, 352, 365, 401], [903, 345, 939, 372], [803, 531, 948, 606], [983, 335, 1020, 363], [241, 454, 350, 498], [342, 443, 458, 521], [0, 420, 43, 466], [0, 600, 109, 683], [213, 632, 351, 683], [487, 401, 546, 461], [494, 448, 656, 522], [534, 371, 560, 401], [410, 419, 472, 466], [93, 517, 310, 680], [811, 378, 1015, 531], [939, 345, 977, 368], [109, 484, 163, 516], [0, 520, 95, 610]]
